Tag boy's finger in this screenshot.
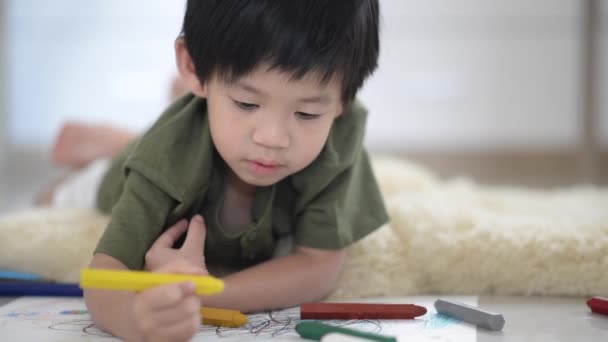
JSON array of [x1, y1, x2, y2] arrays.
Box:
[[138, 282, 195, 310], [156, 308, 201, 341], [150, 219, 188, 249], [182, 215, 206, 253], [143, 295, 201, 329]]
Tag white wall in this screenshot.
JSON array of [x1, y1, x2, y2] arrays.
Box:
[[5, 1, 184, 146], [3, 0, 605, 151], [0, 0, 6, 151], [599, 0, 608, 147], [359, 0, 583, 151]]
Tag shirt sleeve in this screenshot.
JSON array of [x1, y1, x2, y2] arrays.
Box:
[[293, 149, 389, 249], [94, 170, 176, 270]]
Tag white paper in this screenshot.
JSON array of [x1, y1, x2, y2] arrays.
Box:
[[0, 296, 477, 341]]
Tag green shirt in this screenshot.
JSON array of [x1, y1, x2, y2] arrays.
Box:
[[94, 94, 388, 271]]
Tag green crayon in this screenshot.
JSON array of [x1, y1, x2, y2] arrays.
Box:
[[295, 321, 397, 342]]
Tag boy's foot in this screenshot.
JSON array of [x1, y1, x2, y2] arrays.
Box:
[[51, 123, 135, 168]]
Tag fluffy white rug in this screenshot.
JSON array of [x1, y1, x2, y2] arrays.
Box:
[[1, 157, 607, 299]]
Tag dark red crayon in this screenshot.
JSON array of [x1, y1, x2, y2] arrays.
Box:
[[587, 296, 608, 316], [300, 302, 427, 320]]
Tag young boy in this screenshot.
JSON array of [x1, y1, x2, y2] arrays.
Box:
[[77, 1, 388, 341]]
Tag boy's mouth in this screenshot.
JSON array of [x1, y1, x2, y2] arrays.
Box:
[[249, 159, 282, 175]]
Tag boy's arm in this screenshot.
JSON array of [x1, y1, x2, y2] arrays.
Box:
[[84, 252, 205, 342], [204, 246, 345, 312], [86, 170, 202, 340], [83, 253, 141, 341], [147, 217, 345, 313]]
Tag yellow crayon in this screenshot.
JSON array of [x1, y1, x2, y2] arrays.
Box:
[[201, 307, 248, 328], [79, 268, 224, 295]]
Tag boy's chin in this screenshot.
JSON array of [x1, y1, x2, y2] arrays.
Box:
[[236, 172, 285, 188]]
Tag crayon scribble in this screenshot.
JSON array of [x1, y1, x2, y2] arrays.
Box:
[[60, 310, 88, 315], [425, 313, 461, 329], [199, 307, 384, 339]]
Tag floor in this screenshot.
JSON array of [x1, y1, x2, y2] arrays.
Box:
[[477, 296, 608, 341]]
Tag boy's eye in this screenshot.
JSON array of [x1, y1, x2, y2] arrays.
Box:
[[233, 100, 259, 111], [295, 112, 321, 120]]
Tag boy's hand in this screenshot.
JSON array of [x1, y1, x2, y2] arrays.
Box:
[[145, 215, 208, 274], [132, 259, 204, 342]]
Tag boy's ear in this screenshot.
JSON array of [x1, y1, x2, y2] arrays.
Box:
[[175, 38, 207, 98]]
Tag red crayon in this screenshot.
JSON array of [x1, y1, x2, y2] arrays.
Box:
[[587, 296, 608, 316], [300, 302, 427, 320]]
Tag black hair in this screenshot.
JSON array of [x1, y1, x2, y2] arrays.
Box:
[[182, 0, 380, 103]]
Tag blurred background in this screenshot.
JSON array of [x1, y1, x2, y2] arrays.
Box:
[[0, 0, 607, 213]]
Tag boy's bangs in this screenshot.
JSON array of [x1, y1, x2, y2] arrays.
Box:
[[206, 9, 346, 87], [212, 62, 341, 90]]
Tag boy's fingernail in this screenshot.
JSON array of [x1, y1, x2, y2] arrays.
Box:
[[195, 215, 204, 222]]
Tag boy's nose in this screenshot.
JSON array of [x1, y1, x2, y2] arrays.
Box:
[[252, 121, 290, 149]]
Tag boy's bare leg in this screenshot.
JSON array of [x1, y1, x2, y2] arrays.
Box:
[[51, 76, 186, 168], [39, 76, 187, 206], [51, 123, 136, 168], [33, 172, 72, 206]]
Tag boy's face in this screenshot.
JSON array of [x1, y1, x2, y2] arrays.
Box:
[[202, 64, 344, 187]]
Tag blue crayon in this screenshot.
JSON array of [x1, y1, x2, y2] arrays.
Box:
[[0, 282, 83, 297], [0, 270, 43, 281]]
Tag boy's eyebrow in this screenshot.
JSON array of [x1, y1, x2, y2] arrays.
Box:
[[236, 81, 331, 105]]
